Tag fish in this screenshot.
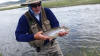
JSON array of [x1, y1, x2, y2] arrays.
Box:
[[43, 26, 69, 39]]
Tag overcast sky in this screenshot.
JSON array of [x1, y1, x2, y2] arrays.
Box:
[[0, 0, 19, 3]]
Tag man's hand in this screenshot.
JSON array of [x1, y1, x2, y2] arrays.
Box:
[[58, 31, 68, 37], [34, 31, 51, 40]]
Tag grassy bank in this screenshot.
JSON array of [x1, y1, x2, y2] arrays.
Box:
[[0, 53, 2, 56], [0, 0, 100, 11], [42, 0, 100, 8], [0, 4, 22, 11]]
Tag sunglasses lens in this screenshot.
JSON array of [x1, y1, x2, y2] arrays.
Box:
[[31, 5, 37, 8], [30, 2, 41, 8]]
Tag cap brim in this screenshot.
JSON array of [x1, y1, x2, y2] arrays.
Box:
[[21, 1, 41, 6]]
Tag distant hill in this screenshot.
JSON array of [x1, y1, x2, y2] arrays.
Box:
[[0, 0, 26, 7]]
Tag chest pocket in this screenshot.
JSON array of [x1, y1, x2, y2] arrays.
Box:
[[43, 20, 51, 31], [31, 23, 39, 34]]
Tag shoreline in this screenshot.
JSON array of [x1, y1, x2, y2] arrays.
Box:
[[0, 3, 100, 11], [0, 0, 100, 11]]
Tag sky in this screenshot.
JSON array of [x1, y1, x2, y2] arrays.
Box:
[[0, 0, 19, 3]]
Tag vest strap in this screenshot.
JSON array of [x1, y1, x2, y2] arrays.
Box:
[[25, 11, 36, 33]]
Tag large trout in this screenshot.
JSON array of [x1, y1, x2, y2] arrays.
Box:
[[43, 26, 69, 39]]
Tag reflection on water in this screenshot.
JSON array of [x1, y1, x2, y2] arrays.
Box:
[[0, 4, 100, 56]]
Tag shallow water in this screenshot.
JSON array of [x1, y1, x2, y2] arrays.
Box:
[[0, 4, 100, 56]]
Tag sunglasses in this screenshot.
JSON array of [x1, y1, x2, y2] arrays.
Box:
[[29, 2, 41, 8]]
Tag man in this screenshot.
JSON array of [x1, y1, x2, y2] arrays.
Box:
[[15, 0, 68, 56]]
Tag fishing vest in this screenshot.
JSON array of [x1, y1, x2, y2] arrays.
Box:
[[25, 7, 51, 48]]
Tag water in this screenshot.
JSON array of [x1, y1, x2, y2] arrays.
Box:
[[0, 4, 100, 56]]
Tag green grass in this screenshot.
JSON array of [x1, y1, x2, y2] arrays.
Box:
[[0, 4, 22, 11], [0, 0, 100, 11], [0, 53, 2, 56], [42, 0, 100, 8]]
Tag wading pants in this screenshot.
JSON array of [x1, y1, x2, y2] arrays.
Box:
[[34, 40, 63, 56]]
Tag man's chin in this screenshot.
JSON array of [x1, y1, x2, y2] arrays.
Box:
[[35, 11, 40, 14]]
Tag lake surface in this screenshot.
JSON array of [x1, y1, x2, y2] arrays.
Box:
[[0, 4, 100, 56]]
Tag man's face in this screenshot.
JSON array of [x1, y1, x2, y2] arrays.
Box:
[[30, 1, 41, 14]]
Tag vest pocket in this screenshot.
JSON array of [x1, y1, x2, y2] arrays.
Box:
[[31, 24, 39, 34], [44, 20, 51, 31]]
